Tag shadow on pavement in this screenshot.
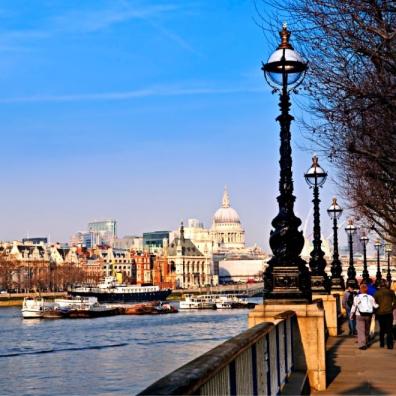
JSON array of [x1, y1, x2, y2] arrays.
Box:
[[339, 382, 390, 395]]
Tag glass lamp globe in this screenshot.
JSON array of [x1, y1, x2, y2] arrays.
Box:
[[262, 23, 307, 88], [304, 155, 327, 187], [374, 239, 382, 251], [360, 234, 369, 246], [345, 219, 357, 236], [327, 197, 343, 220]]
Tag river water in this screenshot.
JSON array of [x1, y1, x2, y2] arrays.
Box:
[[0, 304, 253, 395]]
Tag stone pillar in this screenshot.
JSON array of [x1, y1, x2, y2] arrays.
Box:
[[337, 290, 347, 317], [313, 293, 341, 336], [248, 301, 326, 391]]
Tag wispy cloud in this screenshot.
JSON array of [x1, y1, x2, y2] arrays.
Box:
[[0, 85, 264, 104], [0, 1, 197, 53], [144, 18, 200, 55], [51, 2, 181, 33]]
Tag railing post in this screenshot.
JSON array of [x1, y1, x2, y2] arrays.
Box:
[[251, 344, 258, 396], [269, 326, 278, 394], [234, 348, 253, 394], [265, 333, 271, 395], [284, 317, 293, 376], [255, 337, 267, 395]]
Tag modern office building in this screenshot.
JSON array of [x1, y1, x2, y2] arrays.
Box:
[[143, 231, 170, 252], [88, 220, 117, 247], [113, 236, 143, 251], [70, 231, 94, 248]]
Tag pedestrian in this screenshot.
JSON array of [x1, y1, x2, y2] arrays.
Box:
[[350, 283, 378, 350], [393, 306, 396, 339], [365, 278, 377, 296], [360, 279, 377, 339], [374, 279, 396, 349], [342, 285, 357, 335]]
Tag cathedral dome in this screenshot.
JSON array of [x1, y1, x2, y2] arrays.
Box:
[[213, 187, 241, 224], [214, 207, 240, 224]]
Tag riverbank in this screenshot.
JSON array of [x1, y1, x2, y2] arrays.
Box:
[[0, 292, 67, 307]]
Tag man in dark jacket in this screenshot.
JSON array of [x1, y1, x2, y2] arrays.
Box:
[[342, 285, 357, 335], [374, 279, 396, 349]]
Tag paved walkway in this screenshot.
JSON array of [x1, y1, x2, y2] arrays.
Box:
[[314, 320, 396, 395]]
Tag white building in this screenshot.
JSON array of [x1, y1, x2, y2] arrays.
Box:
[[169, 187, 267, 282], [166, 224, 215, 288], [210, 187, 245, 251], [219, 258, 267, 283]]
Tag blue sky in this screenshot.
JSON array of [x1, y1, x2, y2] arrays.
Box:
[[0, 0, 346, 249]]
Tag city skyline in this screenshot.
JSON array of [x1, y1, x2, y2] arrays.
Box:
[[1, 0, 344, 248]]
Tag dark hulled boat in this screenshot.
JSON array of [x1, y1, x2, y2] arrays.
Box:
[[68, 277, 172, 303]]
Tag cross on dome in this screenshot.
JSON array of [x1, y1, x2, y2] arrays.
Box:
[[222, 186, 230, 208]]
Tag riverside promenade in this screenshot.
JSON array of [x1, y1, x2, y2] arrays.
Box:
[[314, 321, 396, 395]]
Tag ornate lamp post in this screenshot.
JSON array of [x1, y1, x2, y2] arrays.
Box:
[[327, 197, 344, 290], [385, 243, 392, 284], [304, 155, 329, 294], [262, 23, 311, 303], [345, 219, 358, 288], [360, 232, 370, 284], [374, 239, 382, 285]]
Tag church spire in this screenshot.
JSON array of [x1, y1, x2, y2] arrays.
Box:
[[180, 221, 185, 241], [222, 186, 230, 208]]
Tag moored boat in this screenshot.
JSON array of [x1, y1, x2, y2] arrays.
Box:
[[123, 301, 178, 315], [179, 295, 216, 310], [68, 277, 172, 303], [21, 297, 45, 318], [214, 294, 256, 309], [21, 297, 56, 319], [54, 296, 120, 318]]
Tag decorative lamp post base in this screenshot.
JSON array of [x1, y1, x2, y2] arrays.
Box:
[[264, 266, 311, 304], [311, 275, 330, 294], [330, 277, 345, 291], [346, 278, 358, 289]]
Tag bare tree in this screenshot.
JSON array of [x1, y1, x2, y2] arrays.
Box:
[[258, 0, 396, 241], [0, 255, 16, 291]]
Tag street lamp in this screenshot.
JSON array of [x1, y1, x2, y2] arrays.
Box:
[[345, 219, 358, 288], [385, 243, 392, 284], [262, 23, 311, 303], [360, 232, 370, 283], [374, 239, 382, 285], [304, 155, 329, 294], [327, 197, 344, 290]]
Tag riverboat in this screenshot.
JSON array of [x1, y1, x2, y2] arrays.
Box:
[[123, 301, 178, 315], [68, 277, 172, 303], [179, 295, 216, 310], [54, 296, 119, 318], [190, 294, 257, 310], [214, 294, 256, 309], [21, 297, 58, 319]]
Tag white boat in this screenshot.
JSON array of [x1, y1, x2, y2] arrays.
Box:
[[215, 301, 233, 309], [215, 294, 255, 308], [179, 295, 216, 309], [54, 296, 99, 311], [21, 297, 56, 319]]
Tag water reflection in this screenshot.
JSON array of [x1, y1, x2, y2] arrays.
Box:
[[21, 319, 42, 327]]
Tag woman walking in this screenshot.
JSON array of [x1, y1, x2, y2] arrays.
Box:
[[350, 283, 378, 350]]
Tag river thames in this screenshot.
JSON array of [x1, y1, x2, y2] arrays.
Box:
[[0, 304, 254, 395]]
